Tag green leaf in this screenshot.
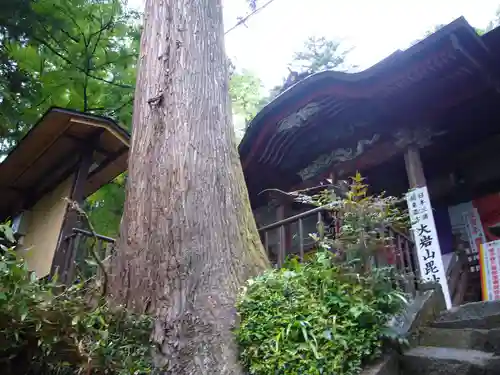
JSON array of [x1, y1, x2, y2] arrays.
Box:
[[0, 225, 15, 243]]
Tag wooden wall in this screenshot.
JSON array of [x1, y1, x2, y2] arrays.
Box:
[[20, 175, 73, 278]]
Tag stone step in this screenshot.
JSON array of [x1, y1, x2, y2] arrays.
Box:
[[361, 355, 399, 375], [418, 327, 492, 351], [419, 327, 500, 354], [400, 346, 500, 375], [431, 300, 500, 329]]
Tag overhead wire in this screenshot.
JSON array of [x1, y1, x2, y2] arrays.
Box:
[[224, 0, 279, 35]]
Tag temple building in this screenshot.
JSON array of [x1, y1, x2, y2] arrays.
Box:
[[238, 17, 500, 305]]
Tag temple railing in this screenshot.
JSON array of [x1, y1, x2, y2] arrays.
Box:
[[258, 205, 420, 297], [58, 211, 468, 304]]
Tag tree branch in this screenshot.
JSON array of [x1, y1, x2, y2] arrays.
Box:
[[32, 36, 134, 89], [55, 3, 87, 42], [58, 27, 80, 44], [88, 74, 133, 89], [92, 55, 138, 71], [106, 97, 134, 117]]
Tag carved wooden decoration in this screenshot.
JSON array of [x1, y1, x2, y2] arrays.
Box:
[[394, 127, 447, 149], [277, 102, 320, 132], [298, 133, 380, 181]]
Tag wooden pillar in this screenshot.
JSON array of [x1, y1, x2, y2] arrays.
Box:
[[403, 144, 426, 289], [276, 205, 285, 266], [50, 149, 93, 283], [404, 144, 426, 188], [285, 206, 293, 251], [276, 204, 293, 265], [404, 143, 453, 307]]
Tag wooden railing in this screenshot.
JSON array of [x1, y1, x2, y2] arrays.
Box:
[[60, 213, 468, 302], [258, 205, 420, 297], [64, 228, 115, 283]]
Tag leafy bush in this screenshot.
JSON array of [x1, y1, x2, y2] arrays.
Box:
[[236, 173, 409, 374], [0, 246, 153, 374], [235, 252, 407, 375]]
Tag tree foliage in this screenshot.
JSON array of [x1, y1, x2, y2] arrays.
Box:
[[230, 68, 265, 133], [0, 0, 53, 143], [0, 0, 139, 155], [260, 36, 349, 107], [485, 6, 500, 33], [292, 36, 347, 74], [86, 174, 126, 239]]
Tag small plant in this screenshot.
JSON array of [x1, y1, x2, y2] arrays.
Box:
[[310, 172, 408, 275], [235, 252, 407, 375], [0, 231, 153, 374]]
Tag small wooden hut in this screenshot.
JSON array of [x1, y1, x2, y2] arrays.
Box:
[[0, 107, 129, 281]]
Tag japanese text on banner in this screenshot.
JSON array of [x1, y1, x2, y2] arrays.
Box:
[[407, 186, 451, 309], [480, 240, 500, 301]]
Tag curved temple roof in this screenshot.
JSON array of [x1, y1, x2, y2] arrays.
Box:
[[239, 17, 500, 207]]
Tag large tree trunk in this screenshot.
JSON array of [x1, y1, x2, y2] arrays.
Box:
[[108, 0, 270, 373]]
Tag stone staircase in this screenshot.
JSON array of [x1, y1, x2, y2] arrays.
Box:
[[400, 300, 500, 375]]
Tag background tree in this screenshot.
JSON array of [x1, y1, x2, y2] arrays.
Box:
[[0, 0, 140, 155], [230, 68, 264, 125], [257, 35, 349, 111], [230, 68, 265, 140], [413, 11, 500, 46], [485, 6, 500, 32], [0, 0, 56, 147], [292, 36, 348, 73], [108, 1, 269, 374], [85, 174, 126, 238], [422, 24, 445, 38]]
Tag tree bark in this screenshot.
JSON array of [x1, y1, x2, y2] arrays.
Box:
[[108, 1, 270, 374]]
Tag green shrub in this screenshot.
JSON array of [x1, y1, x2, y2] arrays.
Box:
[[235, 251, 407, 375], [236, 174, 409, 374], [0, 246, 153, 374]]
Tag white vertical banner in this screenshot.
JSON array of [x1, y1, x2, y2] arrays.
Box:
[[407, 186, 452, 309]]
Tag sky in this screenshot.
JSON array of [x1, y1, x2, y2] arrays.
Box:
[[128, 0, 500, 89]]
